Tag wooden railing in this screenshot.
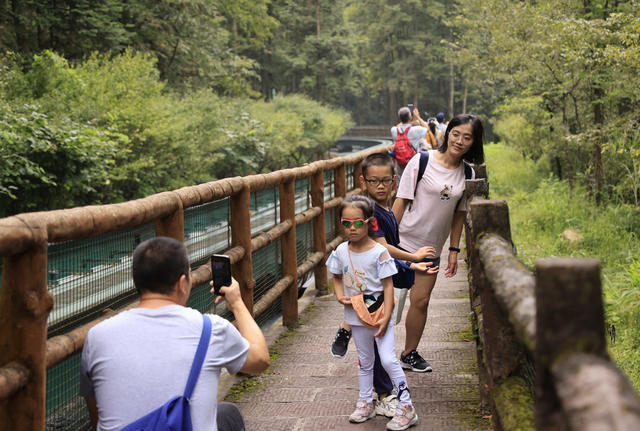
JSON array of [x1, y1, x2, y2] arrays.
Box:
[[464, 173, 640, 430], [0, 145, 389, 430]]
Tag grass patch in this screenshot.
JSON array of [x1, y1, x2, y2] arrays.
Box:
[[223, 303, 318, 402], [485, 143, 640, 391]]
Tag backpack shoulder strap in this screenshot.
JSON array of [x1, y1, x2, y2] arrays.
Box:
[[183, 314, 212, 399], [398, 125, 410, 137], [413, 151, 429, 199], [463, 161, 474, 180]]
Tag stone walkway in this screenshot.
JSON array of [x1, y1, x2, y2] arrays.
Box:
[[224, 249, 490, 430]]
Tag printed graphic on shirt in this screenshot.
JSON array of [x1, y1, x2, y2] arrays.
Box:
[[342, 265, 367, 292], [440, 184, 452, 200], [343, 272, 354, 288], [354, 268, 366, 292]]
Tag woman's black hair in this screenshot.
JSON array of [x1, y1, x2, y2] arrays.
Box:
[[439, 114, 485, 165], [339, 194, 376, 237]]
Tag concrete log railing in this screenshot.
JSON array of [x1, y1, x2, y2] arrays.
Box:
[[0, 144, 390, 430], [464, 177, 640, 430]]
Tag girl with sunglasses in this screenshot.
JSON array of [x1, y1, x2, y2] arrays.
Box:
[[326, 195, 418, 430]]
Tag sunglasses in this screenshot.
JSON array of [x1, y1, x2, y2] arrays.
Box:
[[341, 218, 369, 228]]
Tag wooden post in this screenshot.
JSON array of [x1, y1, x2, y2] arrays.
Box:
[[472, 163, 488, 180], [155, 197, 184, 242], [230, 184, 255, 313], [352, 161, 363, 192], [334, 164, 346, 237], [279, 179, 298, 327], [0, 229, 53, 430], [534, 258, 604, 431], [311, 169, 328, 296], [469, 200, 522, 428], [463, 179, 490, 410]]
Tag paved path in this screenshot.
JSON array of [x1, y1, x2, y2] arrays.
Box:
[[227, 250, 490, 430]]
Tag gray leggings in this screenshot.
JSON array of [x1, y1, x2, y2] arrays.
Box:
[[217, 402, 245, 431]]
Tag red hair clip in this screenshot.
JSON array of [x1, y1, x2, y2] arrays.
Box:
[[369, 217, 379, 231]]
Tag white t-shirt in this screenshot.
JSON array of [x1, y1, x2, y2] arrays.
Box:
[[390, 124, 429, 152], [396, 150, 474, 256], [79, 305, 249, 431], [326, 242, 397, 326]]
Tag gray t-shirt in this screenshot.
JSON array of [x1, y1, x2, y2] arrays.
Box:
[[391, 124, 429, 152], [79, 305, 249, 431]]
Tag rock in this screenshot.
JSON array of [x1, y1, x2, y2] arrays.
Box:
[[562, 229, 584, 243]]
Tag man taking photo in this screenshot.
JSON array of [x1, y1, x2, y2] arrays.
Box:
[[80, 236, 269, 430]]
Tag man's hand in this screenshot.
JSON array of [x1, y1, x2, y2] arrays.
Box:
[[210, 278, 242, 311], [412, 246, 436, 261]]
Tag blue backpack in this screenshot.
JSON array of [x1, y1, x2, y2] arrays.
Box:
[[122, 314, 212, 431]]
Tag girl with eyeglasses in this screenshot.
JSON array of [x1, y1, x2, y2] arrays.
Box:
[[326, 195, 418, 430]]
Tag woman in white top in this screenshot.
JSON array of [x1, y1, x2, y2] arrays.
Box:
[[392, 114, 485, 373]]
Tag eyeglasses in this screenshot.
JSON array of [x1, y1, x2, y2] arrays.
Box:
[[341, 218, 369, 228], [363, 177, 394, 186]]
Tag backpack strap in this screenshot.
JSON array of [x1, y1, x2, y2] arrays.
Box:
[[463, 161, 474, 180], [397, 125, 411, 137], [183, 314, 212, 399], [413, 151, 430, 200]]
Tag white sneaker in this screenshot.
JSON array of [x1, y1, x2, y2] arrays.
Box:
[[349, 399, 375, 423], [386, 404, 418, 430], [375, 394, 399, 417]]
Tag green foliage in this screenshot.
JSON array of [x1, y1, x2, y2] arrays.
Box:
[[493, 96, 552, 161], [456, 0, 640, 206], [486, 142, 640, 391], [204, 94, 352, 178], [0, 50, 351, 214], [0, 103, 122, 216]]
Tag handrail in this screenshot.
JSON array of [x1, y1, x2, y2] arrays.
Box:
[[464, 179, 640, 430], [0, 143, 390, 430]]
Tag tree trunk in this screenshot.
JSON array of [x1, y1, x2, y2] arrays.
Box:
[[590, 85, 605, 205], [389, 87, 398, 124], [414, 75, 419, 110], [462, 85, 468, 114], [316, 0, 321, 36], [449, 61, 455, 119]]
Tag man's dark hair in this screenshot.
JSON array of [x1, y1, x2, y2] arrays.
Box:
[[362, 153, 395, 178], [132, 237, 190, 295], [397, 107, 411, 123], [439, 114, 485, 165]]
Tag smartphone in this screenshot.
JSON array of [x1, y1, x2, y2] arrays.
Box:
[[407, 103, 414, 114], [211, 254, 231, 295]]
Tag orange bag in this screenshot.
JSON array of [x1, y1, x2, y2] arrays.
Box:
[[351, 293, 396, 329]]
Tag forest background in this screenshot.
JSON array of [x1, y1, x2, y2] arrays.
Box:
[[1, 0, 640, 387]]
